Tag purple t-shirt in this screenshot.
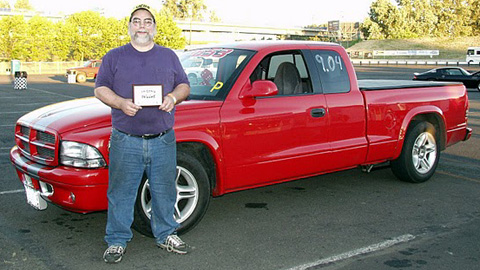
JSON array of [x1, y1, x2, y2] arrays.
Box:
[[95, 43, 189, 136]]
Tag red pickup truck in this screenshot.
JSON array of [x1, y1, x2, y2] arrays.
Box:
[[10, 41, 472, 236]]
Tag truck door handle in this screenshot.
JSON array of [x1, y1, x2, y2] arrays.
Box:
[[311, 108, 326, 118]]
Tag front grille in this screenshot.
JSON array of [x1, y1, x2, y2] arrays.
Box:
[[37, 131, 55, 144], [15, 124, 59, 166]]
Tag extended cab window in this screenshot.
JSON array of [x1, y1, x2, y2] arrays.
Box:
[[250, 51, 313, 95], [312, 50, 350, 94]]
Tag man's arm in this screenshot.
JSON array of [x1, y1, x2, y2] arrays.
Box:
[[94, 86, 142, 117], [159, 83, 190, 113]]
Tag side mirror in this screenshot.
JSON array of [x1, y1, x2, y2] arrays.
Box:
[[239, 80, 278, 99]]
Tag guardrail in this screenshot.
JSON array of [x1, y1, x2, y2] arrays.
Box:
[[351, 59, 480, 66]]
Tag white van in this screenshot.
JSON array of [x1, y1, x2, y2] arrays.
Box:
[[466, 47, 480, 64]]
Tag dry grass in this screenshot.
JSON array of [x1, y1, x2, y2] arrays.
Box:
[[347, 37, 480, 59]]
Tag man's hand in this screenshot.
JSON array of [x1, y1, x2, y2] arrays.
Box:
[[159, 94, 175, 113], [120, 99, 142, 116]]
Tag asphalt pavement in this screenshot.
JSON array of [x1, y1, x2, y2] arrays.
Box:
[[0, 68, 479, 270]]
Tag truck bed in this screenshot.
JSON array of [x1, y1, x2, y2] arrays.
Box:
[[358, 80, 462, 91]]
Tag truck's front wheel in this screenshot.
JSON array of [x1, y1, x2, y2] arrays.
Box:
[[132, 151, 211, 236], [76, 73, 87, 83], [391, 121, 440, 183]]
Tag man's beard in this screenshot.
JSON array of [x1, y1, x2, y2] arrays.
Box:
[[129, 29, 155, 45]]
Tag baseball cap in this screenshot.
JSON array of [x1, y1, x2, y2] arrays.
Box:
[[129, 4, 156, 23]]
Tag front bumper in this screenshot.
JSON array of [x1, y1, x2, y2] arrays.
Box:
[[10, 146, 108, 213], [464, 127, 473, 141]]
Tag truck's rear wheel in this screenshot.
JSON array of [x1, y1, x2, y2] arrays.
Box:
[[391, 121, 440, 183], [132, 151, 211, 236]]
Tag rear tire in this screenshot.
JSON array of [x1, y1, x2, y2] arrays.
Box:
[[132, 151, 211, 236], [391, 121, 440, 183]]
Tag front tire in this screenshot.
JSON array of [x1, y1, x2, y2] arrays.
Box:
[[391, 121, 440, 183], [133, 151, 211, 236], [76, 73, 87, 83]]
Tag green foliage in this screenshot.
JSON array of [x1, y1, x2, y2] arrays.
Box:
[[0, 9, 185, 61], [26, 16, 55, 61], [14, 0, 33, 10], [162, 0, 212, 21], [0, 16, 28, 60], [0, 0, 10, 8], [362, 0, 480, 39], [154, 9, 186, 49]]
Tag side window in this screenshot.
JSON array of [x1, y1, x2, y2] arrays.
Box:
[[250, 51, 312, 95], [312, 50, 350, 94]]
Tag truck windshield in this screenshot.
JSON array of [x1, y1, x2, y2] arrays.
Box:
[[179, 48, 255, 100]]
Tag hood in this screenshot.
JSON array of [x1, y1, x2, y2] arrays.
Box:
[[17, 97, 222, 136], [18, 97, 111, 135]]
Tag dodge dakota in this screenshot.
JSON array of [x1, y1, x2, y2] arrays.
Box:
[[10, 41, 472, 236]]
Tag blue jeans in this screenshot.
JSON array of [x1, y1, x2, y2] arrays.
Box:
[[105, 128, 179, 248]]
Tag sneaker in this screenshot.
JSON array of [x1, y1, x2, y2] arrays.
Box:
[[158, 234, 188, 254], [103, 245, 125, 263]]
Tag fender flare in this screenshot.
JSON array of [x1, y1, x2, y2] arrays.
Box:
[[175, 130, 225, 196], [392, 105, 446, 160]]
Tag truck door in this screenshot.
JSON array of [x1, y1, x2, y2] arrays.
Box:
[[220, 50, 330, 191], [309, 48, 368, 170]]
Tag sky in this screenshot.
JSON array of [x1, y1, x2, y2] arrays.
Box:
[[26, 0, 375, 27]]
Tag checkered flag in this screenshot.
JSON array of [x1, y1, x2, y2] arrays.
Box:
[[14, 77, 27, 90]]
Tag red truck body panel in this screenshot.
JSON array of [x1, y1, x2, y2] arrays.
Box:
[[10, 41, 471, 214]]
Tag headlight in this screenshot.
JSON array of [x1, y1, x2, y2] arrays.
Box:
[[60, 141, 106, 168]]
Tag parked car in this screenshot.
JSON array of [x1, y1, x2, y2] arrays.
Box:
[[413, 67, 480, 91], [11, 41, 472, 236], [65, 60, 102, 83]]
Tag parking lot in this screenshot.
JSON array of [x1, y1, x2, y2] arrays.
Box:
[[1, 67, 479, 270]]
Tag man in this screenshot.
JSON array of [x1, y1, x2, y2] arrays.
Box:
[[94, 4, 190, 263]]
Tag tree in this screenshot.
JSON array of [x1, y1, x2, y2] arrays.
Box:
[[362, 0, 480, 39], [0, 15, 28, 60], [53, 20, 76, 61], [162, 0, 208, 20], [0, 0, 10, 8], [99, 17, 128, 55], [14, 0, 34, 10], [0, 7, 186, 61], [66, 11, 106, 60], [154, 9, 186, 49], [361, 0, 396, 39], [209, 10, 221, 23], [26, 16, 55, 61], [470, 0, 480, 35], [361, 18, 385, 40]]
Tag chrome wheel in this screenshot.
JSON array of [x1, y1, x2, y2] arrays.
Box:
[[391, 121, 440, 183], [140, 165, 199, 224], [133, 151, 211, 236], [411, 131, 437, 174]]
